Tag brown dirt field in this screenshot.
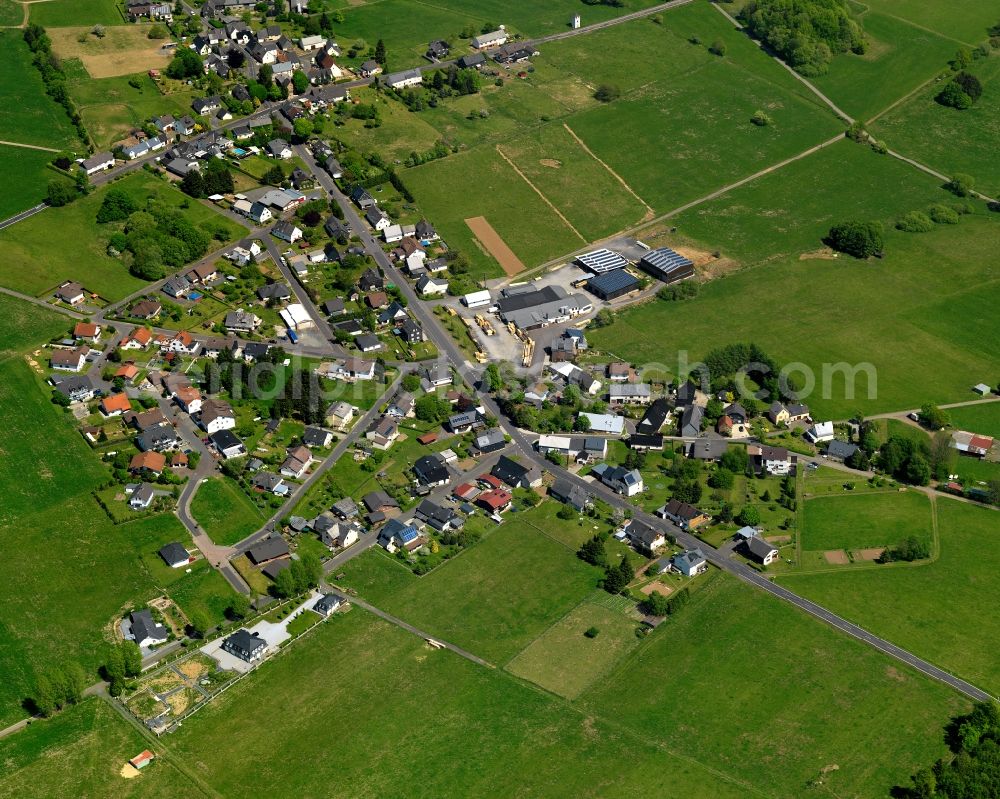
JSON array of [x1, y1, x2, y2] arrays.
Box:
[[854, 547, 886, 561], [640, 581, 673, 597], [464, 216, 525, 276], [49, 26, 171, 78], [178, 660, 208, 681], [120, 764, 140, 779], [539, 159, 562, 169], [765, 535, 791, 544], [824, 550, 850, 565]]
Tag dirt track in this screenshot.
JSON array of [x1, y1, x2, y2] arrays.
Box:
[[464, 216, 525, 276]]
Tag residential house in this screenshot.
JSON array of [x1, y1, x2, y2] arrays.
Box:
[[129, 609, 167, 648], [224, 310, 263, 333], [199, 399, 236, 434], [413, 454, 449, 487], [55, 281, 86, 305], [448, 410, 479, 434], [81, 152, 115, 175], [670, 549, 708, 578], [247, 536, 290, 566], [209, 429, 246, 459], [577, 412, 625, 435], [362, 489, 399, 515], [805, 421, 835, 443], [50, 374, 97, 403], [378, 519, 423, 553], [50, 347, 89, 372], [383, 68, 422, 89], [415, 499, 461, 532], [607, 383, 652, 406], [591, 463, 644, 497], [302, 426, 333, 448], [491, 455, 542, 489], [679, 404, 704, 437], [136, 425, 180, 453], [549, 478, 590, 512], [744, 536, 779, 566], [636, 398, 671, 435], [625, 519, 666, 555], [131, 299, 162, 319], [312, 594, 342, 617], [350, 185, 377, 209], [162, 274, 191, 298], [252, 472, 289, 496], [128, 482, 156, 510], [331, 497, 359, 520], [686, 439, 729, 463], [121, 327, 153, 350], [271, 221, 303, 243], [398, 318, 425, 344], [158, 542, 189, 568], [266, 138, 293, 159], [280, 444, 314, 478], [477, 488, 513, 514], [100, 392, 132, 417], [222, 629, 267, 662], [130, 451, 166, 475], [472, 29, 508, 49], [825, 440, 859, 462], [324, 401, 355, 430], [367, 416, 399, 450], [475, 428, 506, 454], [416, 274, 448, 296], [358, 60, 382, 78], [658, 499, 710, 531], [72, 322, 101, 343]]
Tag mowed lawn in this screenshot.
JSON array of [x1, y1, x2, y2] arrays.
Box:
[[0, 171, 244, 300], [0, 146, 61, 220], [505, 600, 639, 699], [0, 292, 68, 355], [782, 498, 1000, 695], [588, 142, 1000, 418], [800, 491, 933, 552], [190, 476, 265, 547], [581, 574, 966, 799], [369, 507, 604, 665], [0, 699, 195, 799], [0, 31, 81, 150], [872, 55, 1000, 198], [810, 11, 958, 121], [167, 610, 750, 799], [28, 0, 125, 27]]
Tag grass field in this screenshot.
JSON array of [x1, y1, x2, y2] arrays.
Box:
[[29, 0, 125, 27], [782, 497, 1000, 695], [68, 72, 197, 150], [946, 401, 1000, 437], [0, 0, 22, 26], [339, 506, 604, 665], [0, 356, 233, 725], [811, 11, 958, 121], [0, 171, 244, 300], [588, 142, 1000, 418], [0, 699, 191, 799], [505, 600, 639, 699], [0, 290, 67, 355], [166, 609, 751, 798], [0, 146, 61, 220], [863, 0, 1000, 44], [0, 31, 81, 151], [190, 476, 265, 547], [407, 145, 586, 277], [328, 548, 417, 605], [871, 55, 1000, 197], [801, 490, 933, 552], [581, 572, 965, 798]]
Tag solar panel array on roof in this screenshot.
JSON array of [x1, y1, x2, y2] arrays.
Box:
[[587, 269, 640, 299], [577, 248, 629, 274], [638, 247, 695, 284]]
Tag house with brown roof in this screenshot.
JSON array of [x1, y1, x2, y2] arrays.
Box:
[[55, 281, 85, 305], [657, 499, 710, 531], [131, 299, 162, 320], [130, 451, 166, 474], [73, 322, 102, 342], [50, 347, 89, 372]]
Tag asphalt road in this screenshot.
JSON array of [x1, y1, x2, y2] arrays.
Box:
[[0, 203, 46, 231]]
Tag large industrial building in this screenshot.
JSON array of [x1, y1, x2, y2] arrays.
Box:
[[637, 247, 695, 283], [496, 284, 592, 331]]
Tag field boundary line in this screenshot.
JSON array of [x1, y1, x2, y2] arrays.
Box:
[[0, 140, 59, 153], [562, 122, 655, 220], [495, 144, 587, 243]]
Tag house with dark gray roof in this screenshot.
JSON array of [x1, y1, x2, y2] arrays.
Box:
[[222, 629, 266, 662]]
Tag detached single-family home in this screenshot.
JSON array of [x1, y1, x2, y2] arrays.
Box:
[[591, 463, 644, 497], [747, 444, 793, 476], [55, 281, 86, 305], [680, 405, 704, 437], [158, 542, 190, 568], [312, 594, 342, 617], [367, 416, 399, 450], [415, 499, 461, 531], [744, 535, 780, 566], [805, 421, 835, 444], [128, 482, 156, 510], [50, 346, 89, 372], [222, 629, 267, 662], [266, 138, 293, 159], [209, 429, 246, 459], [130, 450, 166, 475], [73, 322, 102, 342], [383, 68, 422, 90], [658, 499, 710, 531], [492, 455, 542, 489], [100, 392, 132, 417], [670, 548, 708, 578], [473, 29, 508, 49], [129, 609, 167, 648], [271, 221, 303, 243], [625, 519, 666, 555], [413, 454, 449, 487], [224, 310, 263, 333], [81, 151, 115, 176], [549, 478, 590, 512], [416, 274, 448, 296], [198, 398, 236, 434], [378, 519, 423, 553]]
